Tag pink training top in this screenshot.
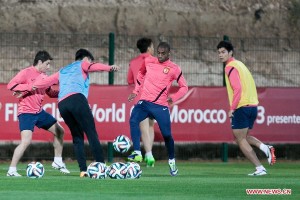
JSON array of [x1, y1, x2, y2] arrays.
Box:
[[33, 61, 112, 101], [225, 57, 242, 110], [133, 56, 188, 107], [7, 66, 58, 115], [127, 53, 151, 104], [128, 53, 150, 85]]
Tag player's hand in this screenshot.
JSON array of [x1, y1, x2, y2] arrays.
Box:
[[110, 65, 120, 72], [128, 93, 137, 102], [167, 97, 173, 106], [228, 110, 234, 118], [13, 91, 23, 98]]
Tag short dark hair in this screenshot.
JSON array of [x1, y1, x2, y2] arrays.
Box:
[[217, 40, 234, 52], [157, 42, 171, 51], [136, 37, 152, 53], [75, 49, 94, 61], [33, 50, 53, 66]]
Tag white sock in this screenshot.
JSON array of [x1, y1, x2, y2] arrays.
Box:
[[259, 143, 269, 156], [145, 152, 153, 157], [134, 150, 142, 156], [8, 167, 17, 172], [54, 157, 63, 163], [168, 158, 175, 163], [256, 165, 266, 171]]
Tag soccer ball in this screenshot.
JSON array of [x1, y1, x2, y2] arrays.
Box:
[[125, 162, 142, 179], [113, 135, 131, 153], [26, 161, 44, 178], [107, 162, 127, 179], [87, 162, 107, 179]]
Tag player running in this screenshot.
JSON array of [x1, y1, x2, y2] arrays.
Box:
[[217, 40, 276, 176]]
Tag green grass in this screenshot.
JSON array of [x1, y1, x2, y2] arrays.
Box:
[[0, 160, 299, 200]]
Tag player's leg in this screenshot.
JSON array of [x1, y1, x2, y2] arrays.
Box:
[[128, 102, 148, 162], [247, 133, 276, 165], [149, 118, 155, 147], [67, 94, 105, 164], [141, 118, 155, 167], [36, 110, 69, 174], [7, 113, 36, 177], [7, 130, 33, 176], [231, 107, 267, 176], [246, 106, 276, 165], [58, 95, 88, 175], [150, 103, 178, 176], [48, 122, 64, 160], [140, 118, 151, 153], [233, 129, 262, 166]]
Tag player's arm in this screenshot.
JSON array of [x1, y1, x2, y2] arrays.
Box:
[[225, 66, 242, 111], [128, 62, 146, 102], [33, 72, 59, 90], [169, 69, 188, 103], [7, 70, 32, 92], [132, 61, 146, 95], [127, 64, 134, 85], [82, 61, 119, 72]]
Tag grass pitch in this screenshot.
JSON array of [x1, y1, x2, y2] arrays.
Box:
[[0, 160, 299, 200]]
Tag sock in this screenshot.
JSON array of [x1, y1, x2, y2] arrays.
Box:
[[168, 158, 175, 164], [8, 167, 17, 172], [145, 152, 153, 158], [54, 157, 63, 163], [256, 165, 266, 171], [134, 150, 142, 156], [259, 143, 269, 156]]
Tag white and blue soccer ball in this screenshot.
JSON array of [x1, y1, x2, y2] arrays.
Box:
[[125, 162, 142, 179], [113, 135, 131, 153], [107, 162, 127, 179], [26, 161, 44, 178], [87, 162, 107, 179]]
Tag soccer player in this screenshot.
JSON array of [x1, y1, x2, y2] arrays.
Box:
[[128, 37, 156, 167], [6, 50, 69, 177], [128, 42, 188, 176], [217, 40, 276, 176], [33, 49, 119, 177]]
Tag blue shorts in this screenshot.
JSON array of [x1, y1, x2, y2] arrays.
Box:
[[18, 110, 57, 132], [231, 106, 257, 129]]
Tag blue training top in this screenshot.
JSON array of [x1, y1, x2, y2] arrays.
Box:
[[58, 61, 90, 101]]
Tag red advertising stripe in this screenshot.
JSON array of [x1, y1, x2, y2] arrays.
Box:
[[0, 84, 299, 143]]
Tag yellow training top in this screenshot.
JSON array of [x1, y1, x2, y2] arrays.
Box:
[[225, 59, 259, 109]]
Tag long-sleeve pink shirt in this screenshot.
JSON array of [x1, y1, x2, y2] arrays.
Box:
[[134, 56, 188, 106], [225, 57, 242, 110], [7, 66, 58, 115], [127, 53, 150, 85], [33, 61, 112, 101], [128, 53, 151, 104]]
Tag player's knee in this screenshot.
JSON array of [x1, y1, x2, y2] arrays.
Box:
[[130, 117, 140, 128], [55, 123, 64, 136], [163, 135, 173, 142], [20, 140, 31, 148]]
